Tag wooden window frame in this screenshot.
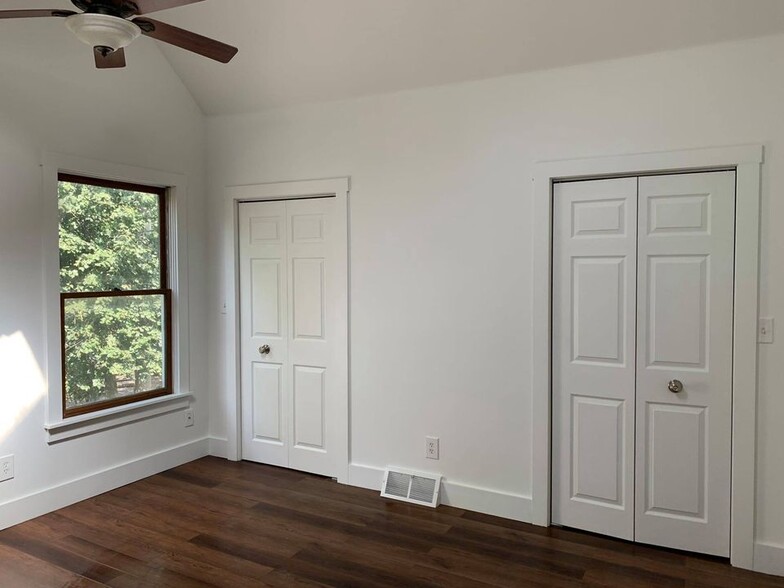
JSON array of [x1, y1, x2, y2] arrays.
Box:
[[58, 173, 173, 418]]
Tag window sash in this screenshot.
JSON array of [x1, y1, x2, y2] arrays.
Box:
[[59, 290, 173, 418], [58, 173, 168, 294], [58, 173, 171, 419]]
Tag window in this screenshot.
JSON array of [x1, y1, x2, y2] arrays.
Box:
[[58, 174, 172, 418]]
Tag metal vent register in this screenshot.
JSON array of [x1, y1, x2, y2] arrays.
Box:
[[381, 467, 442, 507]]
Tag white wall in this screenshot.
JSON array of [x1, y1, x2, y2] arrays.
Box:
[[206, 33, 784, 551], [0, 19, 208, 520]]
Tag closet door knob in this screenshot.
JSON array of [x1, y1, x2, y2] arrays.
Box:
[[668, 379, 684, 393], [259, 345, 271, 355]]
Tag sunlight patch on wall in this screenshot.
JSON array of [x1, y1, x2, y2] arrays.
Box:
[[0, 332, 45, 444]]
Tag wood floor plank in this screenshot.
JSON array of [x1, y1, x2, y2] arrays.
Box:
[[99, 485, 244, 536], [293, 543, 496, 588], [245, 480, 453, 533], [426, 546, 586, 588], [90, 492, 203, 540], [0, 542, 106, 588], [55, 535, 216, 588], [171, 456, 247, 481], [61, 494, 200, 542], [189, 532, 297, 568], [582, 561, 685, 588], [137, 474, 259, 512], [0, 527, 135, 586], [55, 502, 277, 584], [157, 468, 222, 489], [294, 538, 562, 588], [444, 523, 646, 577], [1, 457, 783, 588], [261, 568, 332, 588]]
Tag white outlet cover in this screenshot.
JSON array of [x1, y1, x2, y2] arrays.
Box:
[[0, 455, 14, 482], [759, 317, 775, 344], [426, 436, 439, 460]]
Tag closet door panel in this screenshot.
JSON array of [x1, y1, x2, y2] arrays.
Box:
[[635, 171, 735, 557], [552, 178, 637, 540]]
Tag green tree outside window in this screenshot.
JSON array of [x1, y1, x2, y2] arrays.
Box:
[[59, 178, 170, 415]]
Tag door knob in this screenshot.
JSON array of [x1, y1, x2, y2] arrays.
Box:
[[668, 379, 684, 393], [259, 345, 271, 355]]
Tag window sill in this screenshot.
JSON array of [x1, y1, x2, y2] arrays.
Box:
[[45, 392, 193, 444]]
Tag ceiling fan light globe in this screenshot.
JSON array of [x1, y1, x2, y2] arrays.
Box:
[[64, 13, 141, 52]]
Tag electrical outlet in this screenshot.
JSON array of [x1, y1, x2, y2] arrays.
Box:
[[0, 455, 14, 482], [759, 317, 775, 344], [426, 436, 439, 460], [184, 410, 194, 428]]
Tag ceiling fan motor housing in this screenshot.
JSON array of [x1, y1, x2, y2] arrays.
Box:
[[71, 0, 139, 19], [64, 12, 141, 53]]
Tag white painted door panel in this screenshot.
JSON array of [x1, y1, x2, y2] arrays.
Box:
[[552, 178, 638, 540], [552, 171, 735, 557], [635, 172, 734, 557], [240, 201, 288, 467], [287, 197, 348, 477], [240, 197, 348, 479]]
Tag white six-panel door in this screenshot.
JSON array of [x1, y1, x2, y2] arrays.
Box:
[[552, 178, 638, 540], [552, 171, 735, 556], [239, 197, 348, 479], [241, 200, 289, 468], [635, 172, 734, 556]]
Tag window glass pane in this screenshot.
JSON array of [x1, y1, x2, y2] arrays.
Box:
[[63, 295, 166, 411], [59, 180, 161, 293]]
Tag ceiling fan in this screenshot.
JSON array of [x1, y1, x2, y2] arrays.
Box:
[[0, 0, 237, 69]]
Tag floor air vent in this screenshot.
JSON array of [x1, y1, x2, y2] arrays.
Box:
[[381, 467, 442, 507]]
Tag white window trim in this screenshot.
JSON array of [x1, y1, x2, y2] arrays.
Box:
[[44, 392, 194, 443], [531, 144, 763, 570], [42, 153, 191, 443]]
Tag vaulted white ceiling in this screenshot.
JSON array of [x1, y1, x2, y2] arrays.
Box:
[[4, 0, 784, 115]]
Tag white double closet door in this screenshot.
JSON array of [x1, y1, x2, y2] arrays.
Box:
[[239, 197, 348, 479], [552, 171, 735, 557]]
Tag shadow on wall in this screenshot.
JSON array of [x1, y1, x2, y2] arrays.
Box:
[[0, 332, 45, 445]]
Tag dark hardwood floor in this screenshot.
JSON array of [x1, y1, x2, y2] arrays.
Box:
[[0, 457, 782, 587]]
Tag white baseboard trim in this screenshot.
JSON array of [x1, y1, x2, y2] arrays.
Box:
[[208, 436, 229, 459], [754, 541, 784, 577], [0, 437, 209, 531], [348, 462, 387, 491], [348, 463, 532, 522]]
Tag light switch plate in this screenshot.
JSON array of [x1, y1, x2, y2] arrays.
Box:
[[759, 318, 775, 344]]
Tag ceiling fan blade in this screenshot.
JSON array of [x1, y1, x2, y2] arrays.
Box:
[[134, 18, 237, 63], [131, 0, 205, 15], [0, 9, 75, 19], [94, 47, 127, 69]]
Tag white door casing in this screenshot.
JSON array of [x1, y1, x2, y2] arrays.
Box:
[[239, 196, 348, 479], [552, 177, 638, 540], [532, 145, 762, 570], [634, 172, 735, 557]]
